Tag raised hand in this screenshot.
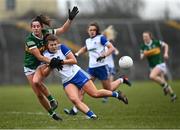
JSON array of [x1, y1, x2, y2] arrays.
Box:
[[68, 6, 79, 20]]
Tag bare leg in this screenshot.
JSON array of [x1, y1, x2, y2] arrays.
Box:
[[149, 67, 177, 101], [83, 80, 113, 98], [26, 74, 51, 112], [33, 65, 58, 110], [149, 67, 165, 85], [101, 78, 123, 91], [83, 80, 128, 104], [64, 84, 90, 114]]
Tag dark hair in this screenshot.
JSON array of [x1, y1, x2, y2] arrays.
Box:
[[31, 14, 51, 27], [88, 22, 101, 35], [143, 31, 154, 39]]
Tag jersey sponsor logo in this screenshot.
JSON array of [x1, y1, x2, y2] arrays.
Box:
[[27, 41, 35, 46], [49, 54, 55, 57], [88, 48, 96, 51]]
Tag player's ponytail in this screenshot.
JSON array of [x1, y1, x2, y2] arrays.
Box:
[[31, 14, 51, 27]]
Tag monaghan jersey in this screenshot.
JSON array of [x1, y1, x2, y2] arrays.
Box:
[[43, 44, 80, 84], [105, 53, 115, 68], [24, 29, 56, 69], [105, 46, 115, 68], [85, 34, 110, 68], [140, 40, 165, 68]]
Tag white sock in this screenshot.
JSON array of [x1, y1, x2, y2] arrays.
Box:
[[73, 106, 78, 113], [119, 78, 124, 83]]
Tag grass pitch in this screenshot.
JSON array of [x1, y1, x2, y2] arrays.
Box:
[[0, 81, 179, 129]]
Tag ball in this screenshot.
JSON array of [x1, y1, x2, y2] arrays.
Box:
[[119, 56, 133, 69]]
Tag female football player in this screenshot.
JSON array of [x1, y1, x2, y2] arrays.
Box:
[[75, 22, 131, 90], [64, 22, 131, 115], [41, 34, 128, 119], [140, 31, 177, 102], [23, 6, 79, 120]]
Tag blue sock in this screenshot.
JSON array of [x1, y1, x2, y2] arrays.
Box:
[[86, 110, 95, 118], [112, 91, 119, 98]]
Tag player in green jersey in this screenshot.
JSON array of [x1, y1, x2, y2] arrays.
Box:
[[140, 31, 177, 102], [23, 7, 79, 120]]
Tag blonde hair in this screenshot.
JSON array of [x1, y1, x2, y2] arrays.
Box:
[[102, 25, 117, 41]]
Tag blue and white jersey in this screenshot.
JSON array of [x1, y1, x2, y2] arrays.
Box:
[[43, 44, 80, 84], [105, 47, 115, 68], [85, 34, 110, 68], [105, 54, 115, 68]]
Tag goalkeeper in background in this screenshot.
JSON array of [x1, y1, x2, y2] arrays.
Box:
[[140, 31, 177, 102]]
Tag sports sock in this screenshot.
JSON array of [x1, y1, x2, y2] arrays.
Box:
[[170, 93, 176, 97], [47, 95, 54, 102], [161, 83, 168, 88], [86, 110, 95, 118], [112, 91, 119, 98], [118, 78, 124, 83], [48, 109, 54, 115], [72, 106, 78, 113]]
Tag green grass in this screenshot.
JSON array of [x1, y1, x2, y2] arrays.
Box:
[[0, 81, 179, 129]]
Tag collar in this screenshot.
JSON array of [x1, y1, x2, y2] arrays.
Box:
[[145, 40, 153, 46], [32, 33, 43, 40]]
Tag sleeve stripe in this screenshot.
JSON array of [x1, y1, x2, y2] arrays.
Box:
[[54, 29, 57, 35], [104, 41, 110, 46], [64, 50, 71, 56], [29, 46, 37, 50]]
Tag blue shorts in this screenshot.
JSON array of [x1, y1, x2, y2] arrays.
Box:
[[108, 67, 116, 76], [63, 70, 90, 89], [87, 65, 109, 80]]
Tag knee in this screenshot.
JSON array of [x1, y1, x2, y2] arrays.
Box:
[[70, 97, 81, 105], [33, 77, 41, 85], [89, 92, 99, 98], [149, 73, 155, 80]]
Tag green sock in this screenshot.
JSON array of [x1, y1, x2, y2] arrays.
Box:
[[47, 95, 54, 102], [48, 109, 54, 115], [170, 93, 175, 97], [161, 83, 168, 88]]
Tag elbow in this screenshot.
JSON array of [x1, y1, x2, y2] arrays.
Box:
[[37, 56, 45, 62], [110, 46, 115, 53], [112, 46, 115, 52], [73, 59, 77, 64]]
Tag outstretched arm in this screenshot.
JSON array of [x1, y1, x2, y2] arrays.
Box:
[[55, 6, 79, 35], [29, 48, 62, 69], [30, 48, 51, 63], [75, 46, 87, 57]]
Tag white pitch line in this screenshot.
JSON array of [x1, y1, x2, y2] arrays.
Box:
[[3, 111, 47, 116]]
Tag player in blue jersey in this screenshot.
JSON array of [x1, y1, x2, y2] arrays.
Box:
[[64, 22, 131, 115], [41, 34, 128, 119], [24, 7, 79, 120]]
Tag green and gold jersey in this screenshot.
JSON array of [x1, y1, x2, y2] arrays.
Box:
[[140, 40, 164, 68], [24, 29, 56, 69]]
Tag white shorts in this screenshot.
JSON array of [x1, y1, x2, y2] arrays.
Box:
[[155, 63, 167, 74], [24, 67, 35, 76]]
